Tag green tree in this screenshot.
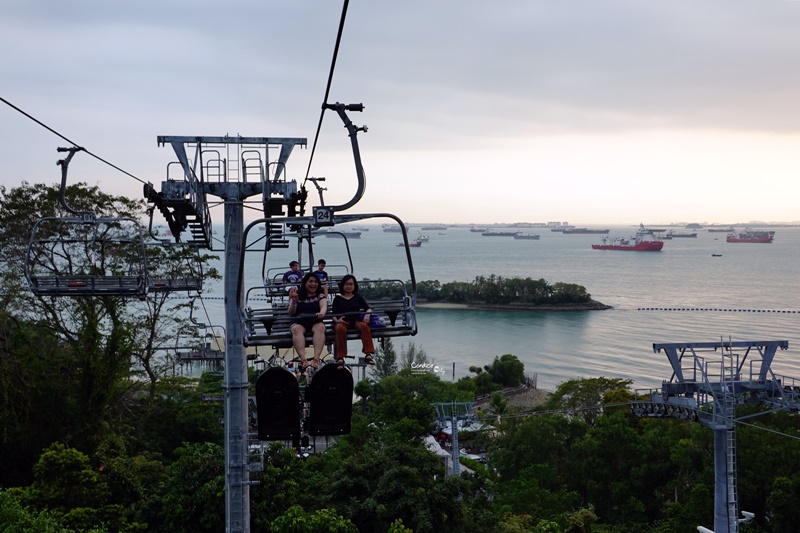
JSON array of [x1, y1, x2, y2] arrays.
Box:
[[568, 411, 649, 525], [492, 414, 586, 482], [544, 377, 633, 427], [11, 443, 116, 531], [142, 442, 225, 533], [0, 314, 78, 486], [369, 370, 473, 437], [374, 337, 399, 379], [270, 505, 358, 532], [354, 378, 374, 415], [0, 181, 220, 482], [765, 476, 800, 532], [309, 421, 474, 533], [399, 341, 429, 369], [496, 464, 579, 522], [485, 354, 525, 388], [250, 443, 311, 530], [0, 489, 106, 533], [416, 279, 442, 301]]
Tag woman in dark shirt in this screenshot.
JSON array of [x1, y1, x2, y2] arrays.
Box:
[[331, 275, 375, 365], [288, 272, 328, 372]]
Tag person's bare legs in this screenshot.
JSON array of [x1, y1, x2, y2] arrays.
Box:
[[311, 322, 326, 367], [290, 324, 308, 367]]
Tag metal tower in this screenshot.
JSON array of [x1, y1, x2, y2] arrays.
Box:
[[150, 135, 306, 532], [432, 402, 477, 476], [631, 340, 800, 533]]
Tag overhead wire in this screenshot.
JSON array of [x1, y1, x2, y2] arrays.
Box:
[[302, 0, 350, 187], [0, 95, 147, 185], [472, 400, 800, 442]]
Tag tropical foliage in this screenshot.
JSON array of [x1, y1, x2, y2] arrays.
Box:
[[416, 275, 593, 305], [2, 183, 800, 532]]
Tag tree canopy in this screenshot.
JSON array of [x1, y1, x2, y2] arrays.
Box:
[[2, 182, 799, 532]]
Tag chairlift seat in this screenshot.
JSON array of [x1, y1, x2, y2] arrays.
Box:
[[29, 275, 146, 296], [244, 297, 415, 348], [149, 276, 203, 292], [26, 216, 149, 298]]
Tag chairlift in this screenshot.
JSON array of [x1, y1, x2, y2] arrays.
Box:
[[174, 328, 226, 363], [240, 102, 417, 353], [144, 207, 204, 294], [241, 214, 418, 352], [25, 147, 148, 298]]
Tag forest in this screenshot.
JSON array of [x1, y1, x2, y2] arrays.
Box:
[[2, 182, 800, 532]]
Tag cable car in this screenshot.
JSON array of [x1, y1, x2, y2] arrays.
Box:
[[146, 240, 204, 294], [27, 216, 148, 297], [144, 212, 205, 294], [25, 148, 148, 298], [242, 214, 417, 353], [174, 328, 226, 363], [247, 102, 418, 447], [242, 102, 417, 360]]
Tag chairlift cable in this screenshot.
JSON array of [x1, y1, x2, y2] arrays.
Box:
[[199, 295, 216, 330], [482, 400, 800, 443], [0, 95, 146, 185], [302, 0, 350, 187]]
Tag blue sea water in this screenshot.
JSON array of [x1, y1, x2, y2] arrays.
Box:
[[199, 224, 800, 391]]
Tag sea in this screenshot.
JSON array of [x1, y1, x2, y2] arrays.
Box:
[[194, 223, 800, 392]]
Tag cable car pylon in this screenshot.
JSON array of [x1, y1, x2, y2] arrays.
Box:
[[631, 339, 798, 533]]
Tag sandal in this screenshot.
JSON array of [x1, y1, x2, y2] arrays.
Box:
[[335, 358, 345, 367], [364, 354, 375, 365]]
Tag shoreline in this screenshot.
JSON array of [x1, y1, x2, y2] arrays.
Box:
[[416, 300, 612, 312]]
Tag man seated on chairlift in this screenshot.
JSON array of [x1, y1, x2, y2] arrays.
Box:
[[313, 258, 329, 297], [283, 261, 304, 296]]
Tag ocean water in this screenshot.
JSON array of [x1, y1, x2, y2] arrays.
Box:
[[198, 223, 800, 391]]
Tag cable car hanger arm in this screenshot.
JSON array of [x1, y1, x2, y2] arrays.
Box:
[[321, 102, 367, 213]]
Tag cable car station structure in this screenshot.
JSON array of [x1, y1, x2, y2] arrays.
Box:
[[631, 340, 800, 533]]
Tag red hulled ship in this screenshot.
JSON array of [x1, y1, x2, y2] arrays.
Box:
[[726, 230, 774, 243], [592, 224, 664, 252]]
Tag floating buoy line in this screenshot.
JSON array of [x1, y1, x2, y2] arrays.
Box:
[[618, 307, 800, 314]]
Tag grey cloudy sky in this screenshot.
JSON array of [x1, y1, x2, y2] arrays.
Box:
[[2, 1, 800, 225]]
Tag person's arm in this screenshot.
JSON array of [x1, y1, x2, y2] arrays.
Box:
[[359, 294, 372, 323], [331, 296, 345, 323], [288, 291, 299, 315], [317, 295, 328, 318]]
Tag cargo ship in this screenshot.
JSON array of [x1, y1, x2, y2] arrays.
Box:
[[562, 227, 610, 234], [323, 231, 361, 239], [592, 224, 664, 252], [667, 230, 697, 238], [482, 230, 521, 237], [726, 230, 774, 243]]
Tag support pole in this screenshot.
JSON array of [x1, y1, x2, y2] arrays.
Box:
[[451, 415, 460, 476], [223, 192, 250, 532], [713, 428, 730, 533]]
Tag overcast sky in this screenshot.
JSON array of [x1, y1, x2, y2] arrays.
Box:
[[2, 0, 800, 226]]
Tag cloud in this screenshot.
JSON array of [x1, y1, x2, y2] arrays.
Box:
[[3, 0, 800, 223]]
